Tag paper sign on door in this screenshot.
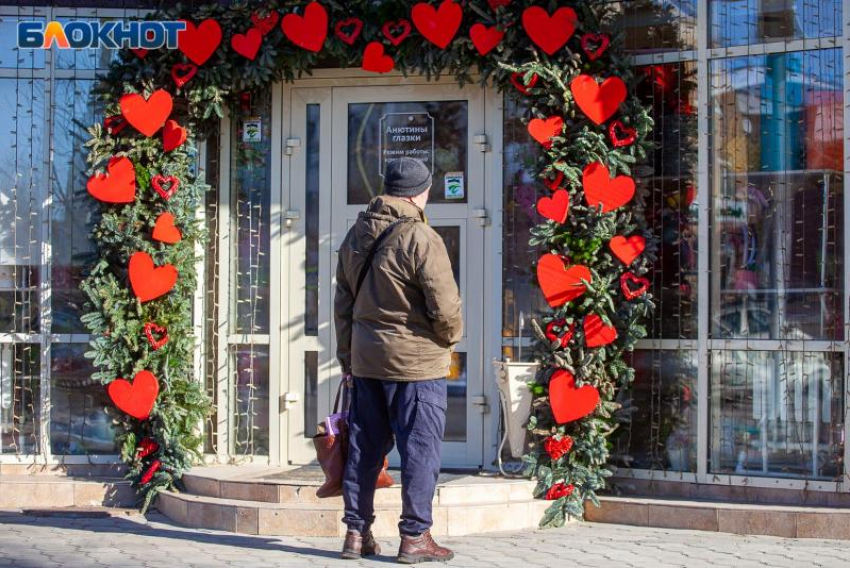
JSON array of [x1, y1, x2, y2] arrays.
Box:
[[445, 171, 464, 200]]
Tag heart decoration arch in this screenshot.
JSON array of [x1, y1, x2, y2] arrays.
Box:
[[80, 0, 654, 523]]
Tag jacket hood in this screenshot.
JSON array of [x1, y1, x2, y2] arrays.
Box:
[[352, 196, 426, 247]]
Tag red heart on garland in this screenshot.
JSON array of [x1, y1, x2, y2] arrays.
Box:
[[487, 0, 511, 9], [103, 115, 128, 135], [510, 72, 538, 95], [361, 42, 394, 74], [231, 27, 263, 60], [528, 116, 563, 149], [119, 90, 173, 138], [130, 48, 148, 59], [162, 120, 187, 153], [543, 170, 564, 191], [549, 369, 600, 424], [281, 1, 328, 53], [107, 370, 160, 420], [580, 33, 610, 61], [335, 17, 363, 45], [469, 24, 503, 56], [583, 161, 635, 213], [382, 19, 412, 46], [537, 254, 591, 308], [251, 11, 280, 35], [140, 459, 162, 484], [570, 74, 627, 126], [521, 6, 578, 56], [136, 437, 159, 459], [171, 63, 198, 88], [152, 212, 182, 244], [87, 157, 136, 203], [537, 189, 570, 224], [178, 19, 222, 66], [621, 271, 650, 300], [143, 322, 169, 350], [608, 120, 637, 147], [584, 314, 618, 347], [129, 251, 178, 303], [411, 0, 463, 49], [151, 175, 179, 200], [545, 319, 574, 349], [609, 235, 645, 265]]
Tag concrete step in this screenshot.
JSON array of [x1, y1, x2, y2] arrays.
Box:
[[0, 475, 135, 509], [590, 496, 850, 540], [156, 490, 551, 537]]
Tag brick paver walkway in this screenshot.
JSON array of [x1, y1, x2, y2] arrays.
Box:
[[1, 509, 848, 567]]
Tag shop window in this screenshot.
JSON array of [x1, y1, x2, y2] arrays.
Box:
[[231, 345, 270, 456], [54, 17, 119, 71], [0, 344, 39, 455], [0, 16, 45, 69], [710, 0, 842, 48], [612, 0, 697, 53]]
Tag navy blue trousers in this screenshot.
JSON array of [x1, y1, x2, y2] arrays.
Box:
[[342, 376, 447, 536]]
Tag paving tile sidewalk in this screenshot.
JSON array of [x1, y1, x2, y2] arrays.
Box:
[[1, 509, 849, 567]]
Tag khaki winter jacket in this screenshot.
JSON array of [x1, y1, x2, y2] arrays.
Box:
[[334, 196, 463, 381]]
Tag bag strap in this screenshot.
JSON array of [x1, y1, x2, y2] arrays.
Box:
[[332, 375, 351, 414], [353, 217, 415, 301]]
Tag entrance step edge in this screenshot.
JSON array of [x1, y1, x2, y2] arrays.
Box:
[[0, 476, 135, 509]]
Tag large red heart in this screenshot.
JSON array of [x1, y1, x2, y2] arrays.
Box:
[[580, 33, 610, 61], [537, 189, 569, 224], [528, 116, 563, 149], [178, 19, 222, 66], [171, 63, 197, 88], [521, 6, 577, 56], [620, 271, 650, 300], [510, 72, 538, 95], [251, 11, 280, 35], [361, 42, 394, 74], [231, 27, 262, 60], [151, 175, 179, 200], [469, 23, 503, 56], [412, 0, 463, 49], [582, 161, 635, 213], [120, 90, 173, 138], [382, 19, 412, 46], [281, 1, 328, 53], [609, 235, 645, 265], [608, 120, 637, 147], [129, 251, 178, 303], [87, 157, 136, 203], [571, 74, 627, 126], [152, 212, 182, 244], [107, 370, 159, 420], [162, 119, 187, 153], [334, 17, 363, 45], [549, 369, 599, 424], [143, 322, 169, 350], [584, 314, 618, 347], [536, 254, 591, 308]]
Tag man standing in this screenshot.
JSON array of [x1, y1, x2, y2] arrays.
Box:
[[334, 157, 463, 564]]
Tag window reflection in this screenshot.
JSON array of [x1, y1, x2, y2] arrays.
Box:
[[431, 226, 460, 287], [232, 345, 270, 456], [710, 0, 842, 48], [0, 17, 45, 69], [446, 352, 467, 442], [0, 344, 39, 454], [614, 0, 697, 53], [305, 104, 320, 336]]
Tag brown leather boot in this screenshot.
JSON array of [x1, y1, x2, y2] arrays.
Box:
[[341, 529, 381, 560], [397, 530, 454, 564]]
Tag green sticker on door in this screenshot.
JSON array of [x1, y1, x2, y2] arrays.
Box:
[[445, 171, 464, 200]]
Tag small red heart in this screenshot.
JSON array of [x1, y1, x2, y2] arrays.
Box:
[[334, 17, 363, 45], [171, 63, 198, 88], [129, 251, 178, 303], [361, 42, 394, 74], [143, 322, 169, 350], [537, 254, 591, 308], [469, 23, 503, 56], [178, 19, 222, 66], [382, 19, 412, 46], [411, 0, 463, 49], [151, 175, 179, 200], [152, 212, 182, 244], [107, 370, 160, 420], [621, 271, 650, 300], [140, 459, 162, 484], [103, 115, 128, 135], [608, 120, 637, 147], [162, 119, 187, 153], [522, 6, 578, 56], [136, 437, 159, 459], [571, 74, 627, 126], [120, 90, 173, 138], [580, 33, 610, 61], [510, 72, 538, 95], [583, 161, 635, 213], [130, 48, 148, 59], [281, 1, 328, 53], [87, 156, 136, 203], [528, 116, 563, 149], [537, 189, 570, 224], [251, 11, 280, 35], [549, 369, 599, 424], [231, 27, 263, 60], [609, 235, 646, 265], [487, 0, 511, 9], [584, 314, 618, 347], [543, 170, 564, 191], [545, 319, 574, 349]]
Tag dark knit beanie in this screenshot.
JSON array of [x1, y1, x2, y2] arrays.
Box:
[[382, 157, 432, 197]]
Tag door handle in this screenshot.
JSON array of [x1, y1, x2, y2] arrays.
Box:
[[471, 395, 490, 414], [471, 208, 489, 227], [284, 209, 300, 228]]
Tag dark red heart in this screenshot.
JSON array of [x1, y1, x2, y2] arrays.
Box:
[[281, 1, 328, 53], [231, 27, 263, 60], [522, 6, 578, 56], [510, 72, 538, 95], [107, 370, 160, 420], [382, 19, 412, 46], [143, 322, 169, 350], [151, 175, 179, 200], [136, 437, 159, 459], [335, 17, 364, 45], [162, 119, 187, 153], [528, 116, 563, 149], [130, 48, 148, 59], [411, 0, 463, 49], [621, 271, 650, 300], [545, 319, 574, 349], [571, 74, 627, 126], [86, 157, 136, 203], [608, 120, 637, 147], [487, 0, 511, 9], [251, 11, 280, 35], [543, 170, 564, 191], [609, 235, 646, 266], [537, 254, 591, 308], [549, 369, 599, 424], [103, 115, 128, 135], [129, 252, 178, 303], [584, 314, 618, 347], [171, 63, 198, 88], [178, 19, 222, 66], [580, 33, 610, 61], [537, 189, 569, 224], [469, 23, 503, 56], [583, 161, 635, 213], [361, 41, 394, 74]]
